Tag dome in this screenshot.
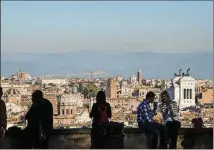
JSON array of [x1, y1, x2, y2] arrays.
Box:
[[5, 87, 20, 96]]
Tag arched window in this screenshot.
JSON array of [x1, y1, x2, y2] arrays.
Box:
[[66, 109, 69, 115]]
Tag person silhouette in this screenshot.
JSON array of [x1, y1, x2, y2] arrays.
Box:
[[0, 87, 7, 147], [89, 90, 112, 149], [24, 90, 53, 149]]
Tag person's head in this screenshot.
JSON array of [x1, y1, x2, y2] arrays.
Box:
[[146, 91, 155, 103], [160, 90, 171, 103], [0, 87, 3, 98], [32, 90, 44, 103], [96, 90, 106, 104]]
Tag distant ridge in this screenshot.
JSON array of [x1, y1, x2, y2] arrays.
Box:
[[1, 51, 212, 79]]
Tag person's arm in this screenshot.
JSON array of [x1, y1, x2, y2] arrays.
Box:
[[0, 100, 7, 130], [42, 100, 53, 135], [199, 117, 204, 128], [89, 104, 96, 118], [160, 103, 169, 116], [25, 103, 35, 120], [107, 103, 112, 119], [25, 109, 29, 120], [191, 119, 195, 128], [153, 103, 158, 115], [48, 102, 53, 131], [169, 101, 178, 117], [46, 101, 53, 132], [141, 104, 153, 123]]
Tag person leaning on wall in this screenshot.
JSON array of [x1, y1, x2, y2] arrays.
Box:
[[0, 87, 7, 148]]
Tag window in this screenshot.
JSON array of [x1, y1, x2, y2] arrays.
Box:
[[62, 109, 64, 115], [187, 89, 189, 99], [190, 89, 192, 99], [184, 89, 186, 99], [66, 109, 69, 115], [71, 109, 73, 114]]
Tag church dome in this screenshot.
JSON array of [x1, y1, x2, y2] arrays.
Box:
[[5, 87, 20, 96]]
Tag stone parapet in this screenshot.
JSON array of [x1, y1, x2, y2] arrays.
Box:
[[0, 128, 213, 149]]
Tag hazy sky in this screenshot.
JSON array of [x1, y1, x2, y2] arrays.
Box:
[[1, 1, 213, 54]]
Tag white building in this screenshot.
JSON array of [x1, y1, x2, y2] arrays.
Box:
[[116, 73, 123, 82], [130, 74, 137, 87], [75, 109, 91, 124], [6, 103, 23, 116], [168, 73, 196, 109], [41, 78, 68, 86], [120, 81, 132, 97]]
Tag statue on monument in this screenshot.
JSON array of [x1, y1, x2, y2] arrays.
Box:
[[174, 73, 178, 77], [179, 69, 182, 76], [186, 68, 191, 76]]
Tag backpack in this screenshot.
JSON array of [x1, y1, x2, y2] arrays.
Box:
[[98, 106, 109, 124]]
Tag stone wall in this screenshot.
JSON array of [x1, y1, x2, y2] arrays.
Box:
[[1, 128, 213, 149]]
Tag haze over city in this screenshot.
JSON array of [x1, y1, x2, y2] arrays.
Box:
[[1, 1, 213, 79]]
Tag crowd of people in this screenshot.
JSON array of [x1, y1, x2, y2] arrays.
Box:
[[0, 87, 204, 149]]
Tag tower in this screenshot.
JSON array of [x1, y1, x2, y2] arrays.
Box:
[[106, 78, 117, 99], [137, 69, 142, 85]]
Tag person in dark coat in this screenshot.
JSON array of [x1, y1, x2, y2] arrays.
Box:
[[89, 90, 112, 148], [0, 87, 7, 148], [24, 90, 53, 149]]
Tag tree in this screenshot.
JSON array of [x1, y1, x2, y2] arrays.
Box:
[[78, 83, 84, 93], [83, 83, 100, 98]]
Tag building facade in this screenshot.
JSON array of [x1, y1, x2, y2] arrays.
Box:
[[168, 72, 196, 109]]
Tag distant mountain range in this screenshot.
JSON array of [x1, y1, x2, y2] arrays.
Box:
[[1, 51, 213, 79]]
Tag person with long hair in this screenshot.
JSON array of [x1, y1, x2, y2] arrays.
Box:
[[159, 90, 181, 149], [89, 90, 112, 148], [90, 90, 112, 126]]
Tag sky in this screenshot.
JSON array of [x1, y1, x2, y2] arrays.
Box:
[[1, 1, 213, 54]]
